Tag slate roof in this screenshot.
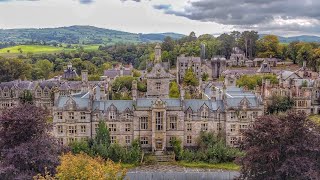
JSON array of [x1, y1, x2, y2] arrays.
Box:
[[136, 98, 181, 107], [278, 70, 302, 80], [184, 100, 212, 111], [104, 69, 132, 78], [93, 100, 134, 111], [57, 96, 89, 109], [222, 69, 257, 76], [223, 86, 259, 108]]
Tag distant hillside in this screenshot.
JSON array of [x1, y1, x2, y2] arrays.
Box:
[[0, 25, 185, 45], [260, 34, 320, 43]]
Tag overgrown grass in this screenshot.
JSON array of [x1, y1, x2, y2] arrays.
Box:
[[121, 163, 138, 169], [177, 161, 240, 171], [309, 115, 320, 125]]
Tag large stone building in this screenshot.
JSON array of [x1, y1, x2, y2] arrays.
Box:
[[52, 46, 264, 151], [0, 69, 107, 114], [176, 55, 226, 82]]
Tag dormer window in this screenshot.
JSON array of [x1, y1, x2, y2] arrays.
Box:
[[187, 112, 192, 120], [125, 113, 130, 120], [109, 111, 116, 120], [36, 89, 42, 98], [201, 109, 208, 120], [3, 88, 9, 97], [43, 90, 49, 97]]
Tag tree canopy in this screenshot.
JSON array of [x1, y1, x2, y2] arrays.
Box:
[[184, 68, 199, 86], [237, 112, 320, 179], [0, 104, 63, 179]]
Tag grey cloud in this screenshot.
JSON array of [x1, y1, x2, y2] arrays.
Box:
[[153, 4, 171, 10], [79, 0, 94, 4], [155, 0, 320, 34]]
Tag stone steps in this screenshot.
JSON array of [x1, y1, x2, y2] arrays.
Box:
[[154, 151, 175, 162], [155, 155, 175, 162]]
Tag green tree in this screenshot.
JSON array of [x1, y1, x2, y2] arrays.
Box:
[[218, 33, 235, 59], [184, 68, 199, 86], [236, 74, 278, 90], [170, 137, 182, 160], [288, 41, 300, 64], [297, 43, 313, 67], [95, 121, 110, 147], [161, 36, 175, 52], [33, 59, 53, 79], [19, 90, 33, 104], [257, 35, 280, 58], [111, 76, 136, 92], [169, 81, 180, 98], [266, 94, 294, 114], [0, 57, 32, 82], [238, 31, 259, 59], [202, 73, 209, 81]]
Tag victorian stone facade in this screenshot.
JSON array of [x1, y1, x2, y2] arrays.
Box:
[[52, 46, 264, 150]]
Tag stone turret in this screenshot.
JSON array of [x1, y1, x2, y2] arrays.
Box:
[[81, 70, 88, 92], [132, 80, 137, 101], [82, 70, 88, 84], [154, 44, 162, 63]]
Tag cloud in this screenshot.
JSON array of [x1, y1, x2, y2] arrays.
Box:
[[153, 4, 171, 10], [155, 0, 320, 34], [79, 0, 94, 4], [121, 0, 142, 2]]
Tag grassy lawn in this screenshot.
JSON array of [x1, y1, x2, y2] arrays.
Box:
[[121, 163, 138, 169], [177, 161, 240, 171], [0, 45, 64, 54], [309, 115, 320, 125], [0, 44, 100, 57]]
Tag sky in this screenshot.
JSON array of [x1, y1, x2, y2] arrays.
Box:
[[0, 0, 320, 36]]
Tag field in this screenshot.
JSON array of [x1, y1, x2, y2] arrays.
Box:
[[0, 44, 100, 57]]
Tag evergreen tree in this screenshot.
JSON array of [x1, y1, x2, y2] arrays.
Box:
[[95, 121, 110, 147], [184, 68, 199, 86], [169, 81, 180, 98]]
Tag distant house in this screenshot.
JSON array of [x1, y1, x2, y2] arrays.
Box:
[[62, 62, 78, 80], [103, 68, 133, 81]]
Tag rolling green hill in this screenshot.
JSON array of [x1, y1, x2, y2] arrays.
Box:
[[260, 34, 320, 43], [0, 25, 185, 45]]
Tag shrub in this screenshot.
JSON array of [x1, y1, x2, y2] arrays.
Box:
[[180, 132, 243, 164], [170, 137, 182, 160], [143, 155, 157, 165], [56, 152, 126, 180]]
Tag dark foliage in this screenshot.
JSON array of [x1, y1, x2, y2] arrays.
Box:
[[70, 121, 142, 164], [266, 94, 294, 114], [0, 104, 64, 179], [237, 112, 320, 180], [179, 132, 242, 163]]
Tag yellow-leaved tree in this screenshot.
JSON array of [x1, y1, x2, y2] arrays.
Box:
[[56, 152, 126, 180]]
